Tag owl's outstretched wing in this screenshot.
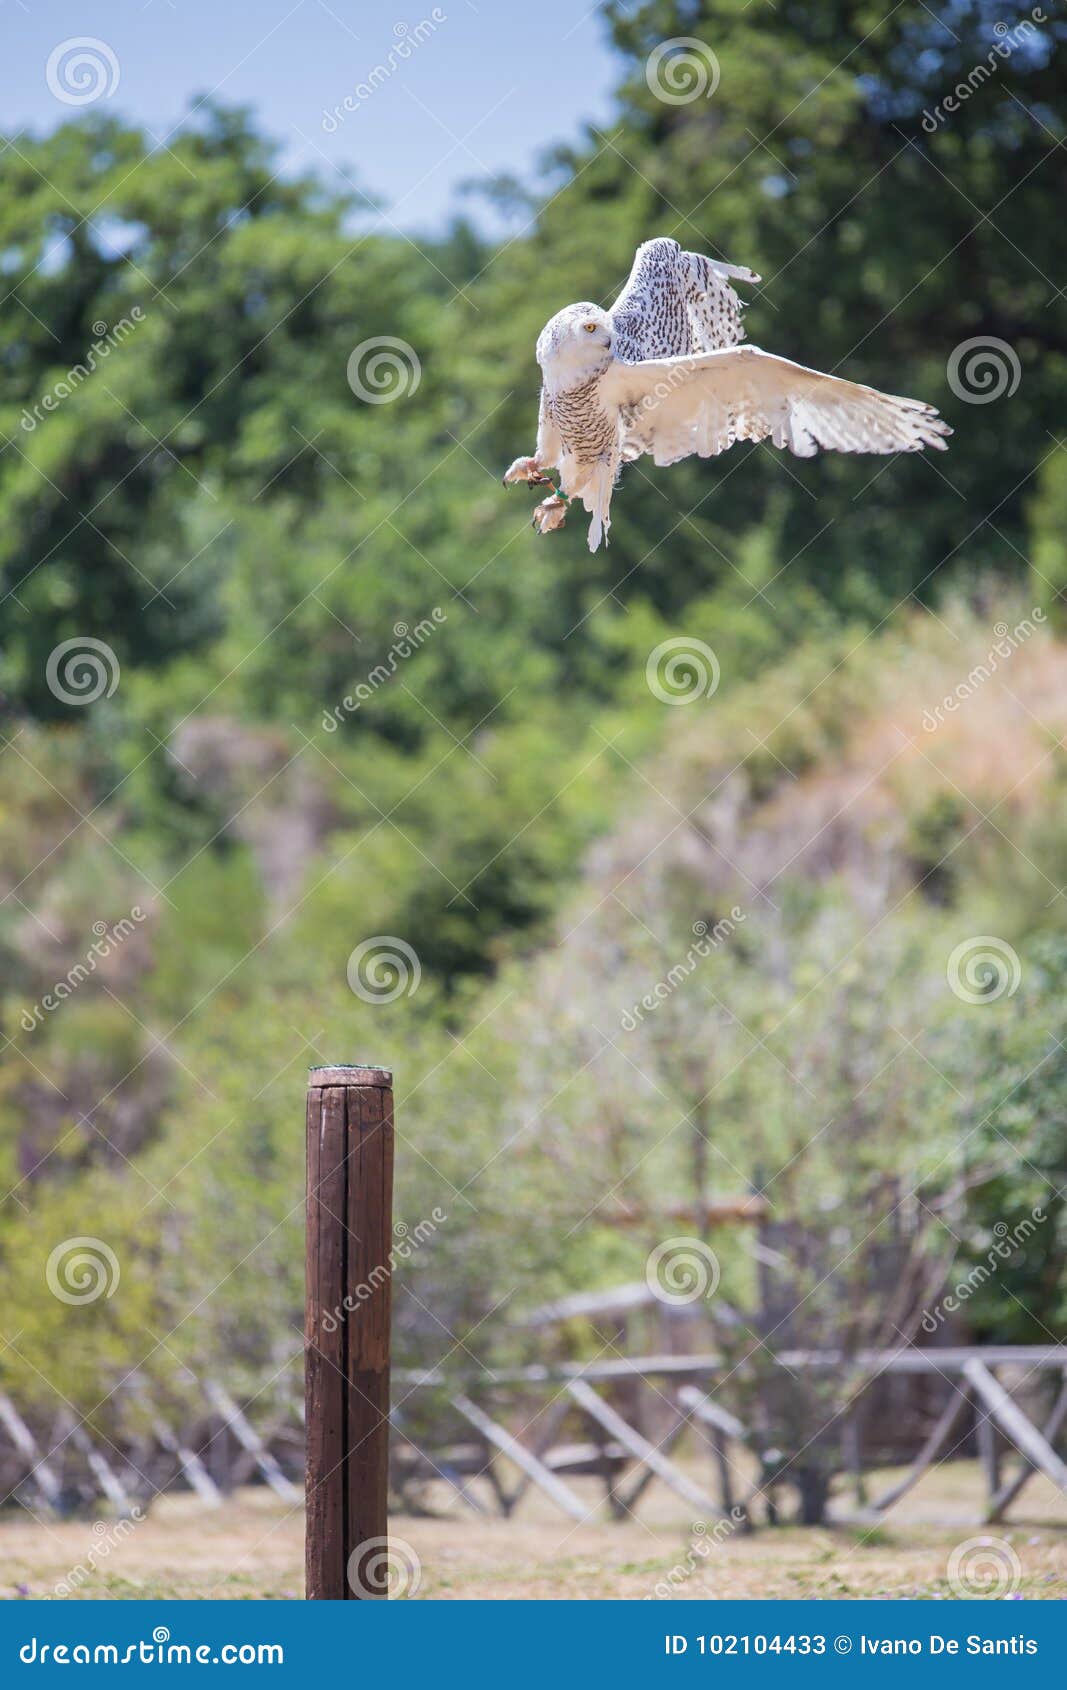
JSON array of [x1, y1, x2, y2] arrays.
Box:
[[601, 344, 950, 467], [609, 237, 760, 364]]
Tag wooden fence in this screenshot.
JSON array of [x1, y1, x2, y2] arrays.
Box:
[[2, 1064, 1065, 1603]]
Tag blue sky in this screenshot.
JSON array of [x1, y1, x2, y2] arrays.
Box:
[[1, 0, 623, 232]]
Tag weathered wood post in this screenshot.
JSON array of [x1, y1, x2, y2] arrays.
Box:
[[305, 1065, 394, 1599]]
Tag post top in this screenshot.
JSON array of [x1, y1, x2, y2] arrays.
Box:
[[308, 1064, 393, 1089]]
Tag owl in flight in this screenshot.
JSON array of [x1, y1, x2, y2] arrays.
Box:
[[503, 237, 949, 551]]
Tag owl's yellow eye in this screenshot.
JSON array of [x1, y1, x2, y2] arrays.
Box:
[[583, 322, 598, 333]]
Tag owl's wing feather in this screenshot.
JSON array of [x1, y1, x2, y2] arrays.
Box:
[[609, 237, 760, 363], [602, 344, 951, 466]]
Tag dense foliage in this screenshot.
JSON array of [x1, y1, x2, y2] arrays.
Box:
[[1, 0, 1065, 1480]]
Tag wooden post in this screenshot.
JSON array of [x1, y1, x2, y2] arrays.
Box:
[[976, 1406, 1001, 1505], [305, 1065, 395, 1599]]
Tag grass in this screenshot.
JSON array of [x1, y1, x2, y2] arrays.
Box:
[[1, 1459, 1065, 1600]]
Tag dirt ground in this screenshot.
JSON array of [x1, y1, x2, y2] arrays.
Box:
[[1, 1460, 1065, 1600]]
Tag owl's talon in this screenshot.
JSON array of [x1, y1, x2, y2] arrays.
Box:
[[532, 494, 568, 535], [503, 454, 551, 486]]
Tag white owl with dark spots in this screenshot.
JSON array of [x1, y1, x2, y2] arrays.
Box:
[[504, 237, 950, 551]]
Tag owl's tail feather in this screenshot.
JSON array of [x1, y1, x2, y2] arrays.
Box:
[[584, 463, 614, 552]]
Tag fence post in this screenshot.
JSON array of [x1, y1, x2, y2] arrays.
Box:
[[305, 1064, 395, 1599]]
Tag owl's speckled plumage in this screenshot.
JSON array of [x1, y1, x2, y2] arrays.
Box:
[[609, 238, 753, 362], [504, 236, 950, 551]]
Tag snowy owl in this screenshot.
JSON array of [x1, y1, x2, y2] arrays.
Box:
[[503, 237, 950, 551]]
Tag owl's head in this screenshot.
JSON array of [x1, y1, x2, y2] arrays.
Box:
[[536, 303, 613, 387]]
